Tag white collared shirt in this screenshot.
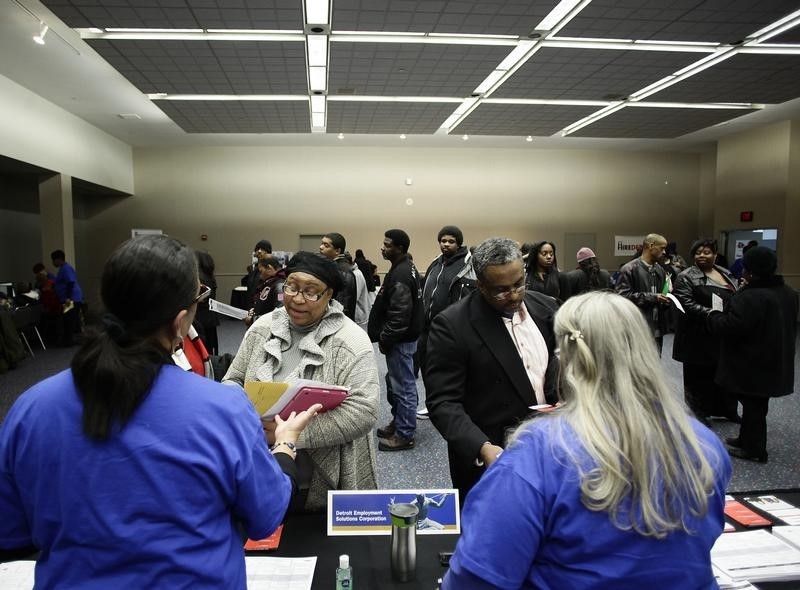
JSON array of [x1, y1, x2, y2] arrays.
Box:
[[502, 304, 549, 405]]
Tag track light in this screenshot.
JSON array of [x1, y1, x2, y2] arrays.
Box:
[[33, 22, 48, 45]]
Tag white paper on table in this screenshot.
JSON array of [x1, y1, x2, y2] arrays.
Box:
[[245, 556, 317, 590], [711, 529, 800, 582], [208, 298, 249, 320], [712, 293, 724, 312], [773, 527, 800, 551], [743, 496, 800, 526], [0, 560, 35, 589], [666, 293, 685, 313]]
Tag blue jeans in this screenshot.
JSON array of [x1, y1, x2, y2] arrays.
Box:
[[385, 340, 418, 440]]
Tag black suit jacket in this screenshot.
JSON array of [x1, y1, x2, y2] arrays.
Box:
[[423, 290, 559, 497]]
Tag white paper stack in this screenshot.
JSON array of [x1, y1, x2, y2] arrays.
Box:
[[773, 526, 800, 551], [743, 496, 800, 526], [711, 529, 800, 583]]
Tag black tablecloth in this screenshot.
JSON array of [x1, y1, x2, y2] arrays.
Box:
[[259, 512, 455, 589]]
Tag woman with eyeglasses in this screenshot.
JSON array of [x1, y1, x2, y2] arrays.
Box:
[[442, 291, 731, 590], [224, 251, 381, 511], [0, 235, 320, 588]]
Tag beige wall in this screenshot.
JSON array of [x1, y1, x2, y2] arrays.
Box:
[[75, 145, 704, 305], [0, 74, 134, 194], [714, 120, 799, 287]]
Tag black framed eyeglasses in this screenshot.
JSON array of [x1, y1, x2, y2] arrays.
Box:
[[485, 274, 527, 300], [193, 284, 212, 305], [282, 283, 329, 302]]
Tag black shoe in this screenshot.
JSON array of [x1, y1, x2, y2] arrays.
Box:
[[725, 437, 743, 449], [728, 447, 768, 463], [378, 434, 415, 452], [376, 422, 396, 439]]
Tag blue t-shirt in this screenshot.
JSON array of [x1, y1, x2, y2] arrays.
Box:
[[0, 365, 291, 589], [444, 417, 732, 590], [53, 263, 82, 303]]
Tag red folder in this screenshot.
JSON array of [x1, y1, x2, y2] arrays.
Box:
[[278, 385, 349, 420]]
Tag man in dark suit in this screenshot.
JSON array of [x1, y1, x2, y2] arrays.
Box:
[[424, 237, 559, 501]]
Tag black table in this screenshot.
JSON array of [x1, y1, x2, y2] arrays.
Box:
[[260, 512, 455, 589]]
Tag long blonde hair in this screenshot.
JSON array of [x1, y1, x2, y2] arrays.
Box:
[[515, 291, 719, 538]]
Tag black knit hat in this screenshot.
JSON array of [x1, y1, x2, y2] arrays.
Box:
[[437, 225, 463, 246], [743, 246, 777, 278], [285, 251, 343, 296], [253, 239, 272, 253], [385, 229, 411, 253]]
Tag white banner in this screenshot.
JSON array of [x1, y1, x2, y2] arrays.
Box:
[[614, 235, 644, 257]]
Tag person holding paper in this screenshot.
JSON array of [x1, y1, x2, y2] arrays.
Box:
[[614, 233, 671, 354], [444, 292, 731, 590], [672, 238, 739, 425], [0, 235, 320, 588], [224, 251, 380, 511]]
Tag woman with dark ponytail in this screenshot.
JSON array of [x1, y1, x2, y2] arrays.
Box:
[[0, 235, 320, 588]]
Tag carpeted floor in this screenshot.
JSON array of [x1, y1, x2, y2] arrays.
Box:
[[2, 318, 798, 494]]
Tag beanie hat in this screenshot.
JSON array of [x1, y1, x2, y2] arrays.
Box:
[[284, 251, 343, 297], [576, 247, 596, 263], [437, 225, 464, 247], [743, 246, 777, 278], [385, 229, 411, 253]]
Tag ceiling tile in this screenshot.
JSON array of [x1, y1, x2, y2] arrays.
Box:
[[571, 105, 757, 138], [155, 100, 310, 132], [558, 0, 799, 44], [329, 42, 509, 97], [494, 47, 697, 101], [651, 53, 800, 103], [327, 101, 456, 133], [456, 102, 599, 136]]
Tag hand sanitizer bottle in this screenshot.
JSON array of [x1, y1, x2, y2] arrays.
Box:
[[336, 554, 353, 589]]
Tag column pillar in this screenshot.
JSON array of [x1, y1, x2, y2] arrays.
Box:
[[39, 173, 74, 267]]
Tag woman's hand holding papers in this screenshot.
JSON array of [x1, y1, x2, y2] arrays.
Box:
[[268, 403, 323, 459]]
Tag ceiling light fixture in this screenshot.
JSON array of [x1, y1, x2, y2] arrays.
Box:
[[462, 134, 469, 141], [311, 111, 326, 129], [145, 94, 306, 101], [749, 9, 800, 43], [560, 101, 626, 136], [328, 95, 461, 103], [337, 132, 344, 140], [307, 34, 328, 67], [32, 22, 48, 45], [308, 66, 327, 92], [400, 134, 407, 139], [305, 0, 330, 26], [331, 32, 517, 46], [543, 38, 717, 53], [78, 28, 304, 42], [536, 0, 592, 36], [526, 135, 533, 142]]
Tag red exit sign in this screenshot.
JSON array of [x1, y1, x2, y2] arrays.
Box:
[[740, 211, 754, 222]]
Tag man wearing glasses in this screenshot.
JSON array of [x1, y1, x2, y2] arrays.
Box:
[[424, 237, 559, 500]]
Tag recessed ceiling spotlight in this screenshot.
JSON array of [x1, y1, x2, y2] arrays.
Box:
[[337, 132, 344, 139], [526, 135, 533, 142], [462, 134, 469, 141], [33, 23, 48, 45], [399, 133, 407, 139]]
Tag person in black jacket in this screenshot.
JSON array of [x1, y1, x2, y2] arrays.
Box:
[[563, 247, 611, 299], [615, 233, 671, 354], [319, 232, 357, 321], [368, 229, 423, 451], [672, 239, 738, 424], [707, 247, 798, 463], [525, 240, 568, 301], [423, 237, 559, 500], [419, 226, 477, 372], [195, 251, 220, 355]]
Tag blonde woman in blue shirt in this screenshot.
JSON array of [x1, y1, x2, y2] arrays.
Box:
[[444, 291, 731, 590]]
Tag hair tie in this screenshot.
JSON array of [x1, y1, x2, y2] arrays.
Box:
[[569, 329, 584, 342], [102, 313, 127, 343]]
